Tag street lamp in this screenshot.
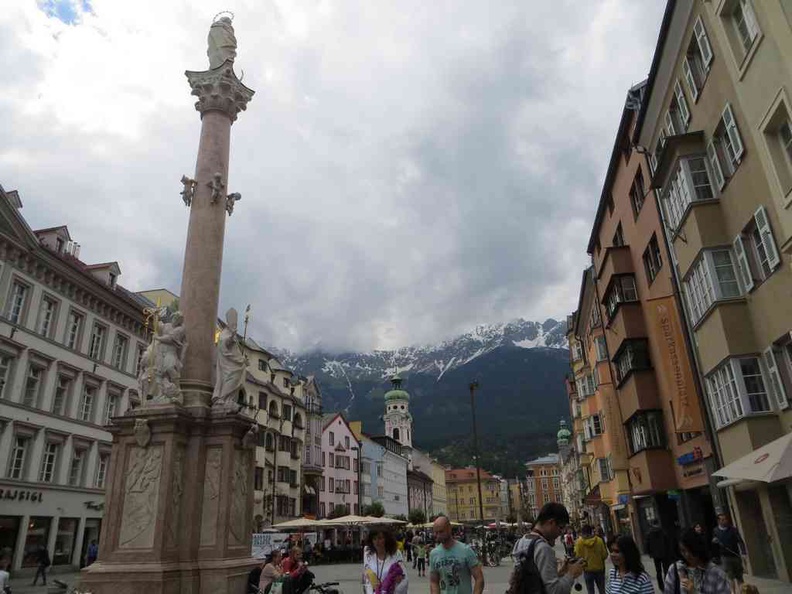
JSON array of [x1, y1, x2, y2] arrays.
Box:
[[469, 380, 486, 564]]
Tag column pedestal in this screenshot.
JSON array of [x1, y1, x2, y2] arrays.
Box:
[[80, 406, 257, 594]]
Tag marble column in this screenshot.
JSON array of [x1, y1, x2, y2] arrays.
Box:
[[179, 61, 254, 408]]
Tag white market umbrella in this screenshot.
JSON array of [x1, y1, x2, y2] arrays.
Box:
[[367, 516, 407, 525], [713, 432, 792, 483], [318, 514, 371, 526], [272, 518, 322, 529]]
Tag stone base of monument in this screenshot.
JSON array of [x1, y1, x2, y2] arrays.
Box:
[[79, 404, 258, 594]]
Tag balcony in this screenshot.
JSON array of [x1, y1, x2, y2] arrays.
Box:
[[628, 448, 677, 495], [673, 201, 730, 275], [302, 462, 323, 477], [692, 301, 753, 374], [606, 303, 646, 351], [335, 486, 351, 494], [616, 370, 660, 421], [598, 246, 634, 290]]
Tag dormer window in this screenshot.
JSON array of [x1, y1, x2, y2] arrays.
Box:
[[109, 273, 117, 289], [56, 238, 64, 253]]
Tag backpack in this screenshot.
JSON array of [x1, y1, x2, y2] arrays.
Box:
[[508, 539, 546, 594]]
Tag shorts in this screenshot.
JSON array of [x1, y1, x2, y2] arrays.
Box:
[[722, 556, 744, 580]]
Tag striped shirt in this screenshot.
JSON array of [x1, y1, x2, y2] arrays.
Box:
[[606, 568, 655, 594]]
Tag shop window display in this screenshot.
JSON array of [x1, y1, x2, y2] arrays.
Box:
[[53, 518, 78, 566], [22, 517, 51, 567]]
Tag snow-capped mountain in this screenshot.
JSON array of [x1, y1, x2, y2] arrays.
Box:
[[273, 317, 567, 382]]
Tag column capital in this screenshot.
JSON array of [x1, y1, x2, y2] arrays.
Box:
[[185, 61, 255, 123]]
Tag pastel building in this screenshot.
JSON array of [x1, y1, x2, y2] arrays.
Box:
[[320, 414, 361, 517]]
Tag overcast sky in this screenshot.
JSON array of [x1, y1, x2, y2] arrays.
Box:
[[1, 0, 665, 353]]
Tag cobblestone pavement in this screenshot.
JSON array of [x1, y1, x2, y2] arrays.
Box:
[[9, 546, 792, 594]]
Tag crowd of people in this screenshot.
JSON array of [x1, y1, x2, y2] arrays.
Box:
[[248, 503, 760, 594]]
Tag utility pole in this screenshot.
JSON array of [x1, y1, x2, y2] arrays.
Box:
[[469, 380, 486, 563]]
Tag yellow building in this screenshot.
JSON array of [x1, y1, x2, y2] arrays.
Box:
[[446, 467, 502, 522]]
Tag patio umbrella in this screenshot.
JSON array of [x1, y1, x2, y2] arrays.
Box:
[[318, 514, 372, 526], [367, 516, 407, 525], [713, 432, 792, 483], [272, 518, 322, 530]]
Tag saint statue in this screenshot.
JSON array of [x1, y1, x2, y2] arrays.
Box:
[[212, 308, 247, 406], [138, 311, 187, 404], [207, 16, 237, 69]]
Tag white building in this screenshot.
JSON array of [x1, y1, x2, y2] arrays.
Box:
[[0, 186, 146, 572], [371, 435, 408, 517]]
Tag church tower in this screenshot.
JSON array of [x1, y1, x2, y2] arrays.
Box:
[[384, 374, 413, 448]]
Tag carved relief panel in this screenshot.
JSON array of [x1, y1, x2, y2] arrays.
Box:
[[200, 447, 222, 547], [119, 445, 164, 549]]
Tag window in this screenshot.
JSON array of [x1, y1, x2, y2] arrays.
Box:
[[344, 436, 350, 448], [23, 365, 44, 407], [39, 442, 60, 483], [673, 80, 691, 131], [586, 413, 604, 437], [88, 324, 106, 360], [706, 357, 771, 428], [575, 374, 595, 398], [264, 432, 274, 452], [613, 340, 651, 383], [282, 377, 289, 388], [643, 235, 663, 283], [649, 133, 665, 174], [763, 345, 789, 410], [714, 104, 745, 175], [604, 275, 638, 319], [282, 404, 292, 422], [730, 0, 761, 55], [7, 281, 29, 325], [104, 392, 118, 424], [571, 341, 583, 362], [258, 392, 267, 410], [598, 458, 612, 482], [95, 453, 109, 489], [630, 170, 646, 216], [733, 206, 781, 290], [683, 17, 713, 101], [589, 300, 601, 331], [66, 311, 84, 350], [329, 452, 334, 467], [322, 451, 325, 466], [0, 354, 13, 399], [662, 156, 715, 231], [52, 375, 72, 415], [68, 449, 86, 486], [780, 120, 792, 171], [79, 385, 96, 422], [553, 478, 559, 489], [329, 431, 335, 446], [684, 250, 742, 324], [111, 334, 128, 370], [329, 478, 334, 492], [594, 336, 608, 362], [8, 435, 29, 479], [38, 296, 58, 338], [268, 400, 279, 418], [258, 359, 266, 372], [612, 223, 625, 247], [627, 411, 666, 454], [278, 435, 290, 452]]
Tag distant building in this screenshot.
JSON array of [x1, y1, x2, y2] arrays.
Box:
[[445, 467, 503, 522], [524, 454, 562, 519], [320, 413, 361, 517], [371, 435, 409, 517], [0, 185, 146, 572]]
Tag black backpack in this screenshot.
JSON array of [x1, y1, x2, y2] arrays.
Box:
[[508, 539, 546, 594]]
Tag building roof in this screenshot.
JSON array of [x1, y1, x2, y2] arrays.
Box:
[[525, 454, 560, 467]]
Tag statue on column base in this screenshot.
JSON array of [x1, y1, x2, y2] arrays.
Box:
[[212, 308, 247, 410], [138, 311, 187, 406]]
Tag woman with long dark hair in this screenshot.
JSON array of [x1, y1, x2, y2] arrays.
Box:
[[664, 529, 729, 594], [606, 535, 655, 594], [363, 528, 408, 594]]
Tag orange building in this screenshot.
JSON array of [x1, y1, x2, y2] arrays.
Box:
[[523, 455, 562, 518], [445, 467, 503, 522]]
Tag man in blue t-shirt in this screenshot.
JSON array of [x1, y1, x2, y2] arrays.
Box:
[[430, 516, 484, 594]]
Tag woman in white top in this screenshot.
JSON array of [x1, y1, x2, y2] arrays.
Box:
[[362, 529, 408, 594]]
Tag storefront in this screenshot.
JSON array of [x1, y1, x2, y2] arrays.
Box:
[[0, 481, 104, 573]]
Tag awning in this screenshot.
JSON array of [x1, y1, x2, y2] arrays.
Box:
[[713, 432, 792, 483]]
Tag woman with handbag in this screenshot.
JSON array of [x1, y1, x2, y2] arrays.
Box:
[[363, 529, 408, 594], [664, 529, 730, 594]]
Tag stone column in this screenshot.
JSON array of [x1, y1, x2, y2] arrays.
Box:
[[179, 62, 253, 408]]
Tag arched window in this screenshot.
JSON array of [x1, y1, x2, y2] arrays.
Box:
[[393, 428, 400, 441], [269, 400, 279, 418], [265, 432, 274, 452]]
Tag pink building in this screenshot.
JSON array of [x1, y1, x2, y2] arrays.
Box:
[[319, 414, 361, 518]]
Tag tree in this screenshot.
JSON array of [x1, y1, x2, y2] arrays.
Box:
[[408, 509, 427, 526], [505, 512, 518, 524], [393, 514, 408, 523], [363, 502, 385, 518], [327, 505, 349, 519], [519, 509, 533, 523]]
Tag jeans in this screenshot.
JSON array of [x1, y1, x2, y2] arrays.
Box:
[[653, 558, 669, 591], [583, 570, 605, 594], [32, 563, 47, 585]]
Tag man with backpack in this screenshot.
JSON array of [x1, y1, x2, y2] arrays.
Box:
[[510, 503, 586, 594]]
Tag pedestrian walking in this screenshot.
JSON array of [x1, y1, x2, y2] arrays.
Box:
[[563, 528, 576, 558], [31, 544, 50, 586], [664, 529, 730, 594], [574, 525, 608, 594], [712, 514, 746, 594], [430, 516, 484, 594], [363, 529, 408, 594], [415, 538, 427, 577], [645, 519, 670, 591], [605, 535, 654, 594], [510, 502, 585, 594], [86, 539, 99, 566]]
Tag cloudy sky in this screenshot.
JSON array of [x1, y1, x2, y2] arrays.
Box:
[[1, 0, 665, 353]]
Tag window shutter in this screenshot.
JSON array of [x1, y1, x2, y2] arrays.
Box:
[[754, 205, 781, 270], [683, 59, 699, 102], [723, 104, 745, 162], [675, 81, 690, 126], [665, 111, 676, 136], [707, 140, 726, 190], [741, 0, 760, 41], [732, 235, 754, 292], [695, 17, 713, 67], [762, 347, 788, 409]]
